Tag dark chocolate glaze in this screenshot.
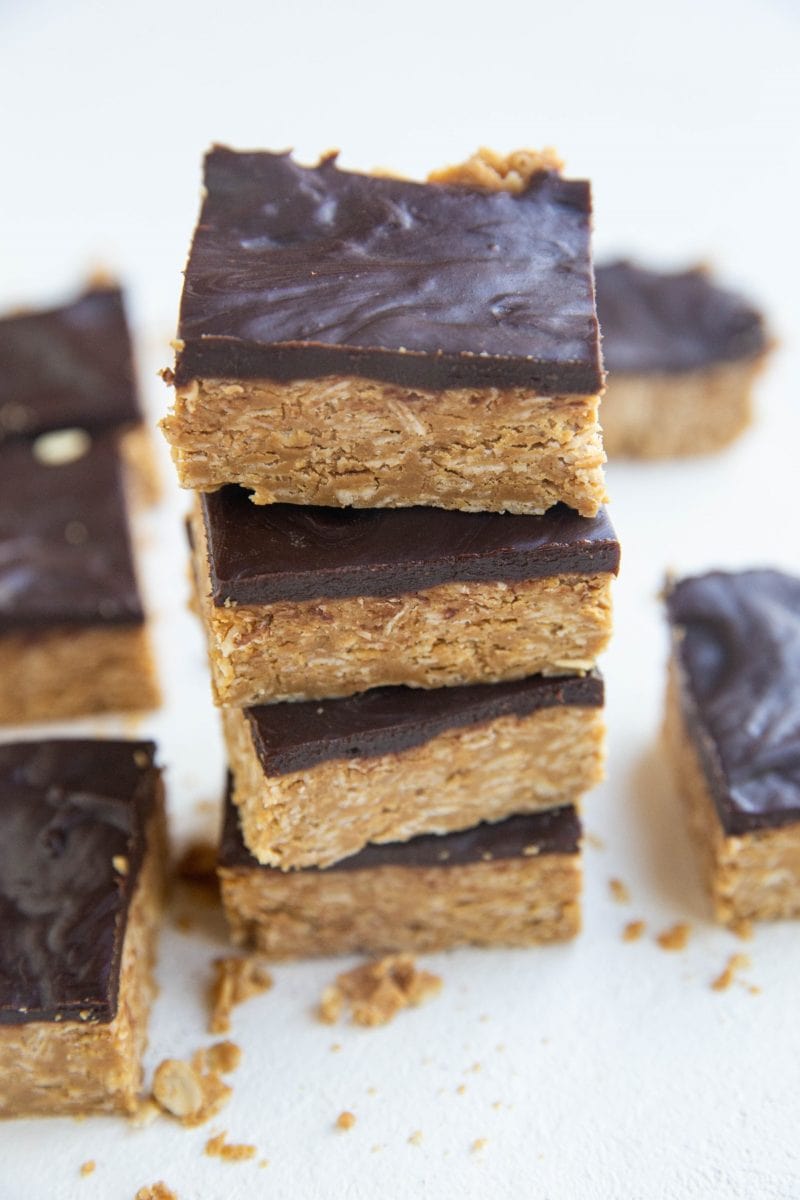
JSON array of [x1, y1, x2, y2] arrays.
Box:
[[0, 740, 160, 1025], [596, 260, 768, 374], [203, 488, 620, 605], [0, 286, 140, 440], [175, 147, 602, 394], [245, 672, 603, 776], [0, 434, 144, 628], [667, 570, 800, 835], [220, 783, 580, 871]]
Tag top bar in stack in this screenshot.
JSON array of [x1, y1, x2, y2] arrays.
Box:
[[163, 146, 606, 516]]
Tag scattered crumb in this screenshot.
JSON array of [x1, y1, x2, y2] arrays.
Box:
[[79, 1161, 96, 1177], [330, 1042, 342, 1053], [656, 922, 691, 951], [622, 920, 647, 943], [258, 1159, 269, 1168], [319, 955, 442, 1028], [408, 1130, 423, 1146], [112, 855, 129, 876], [336, 1111, 357, 1131], [492, 1101, 502, 1110], [730, 918, 754, 942], [466, 1062, 482, 1074], [609, 878, 630, 904], [206, 1040, 242, 1074], [471, 1138, 488, 1154], [151, 1055, 232, 1128], [585, 832, 605, 851], [134, 1186, 178, 1200], [129, 1097, 160, 1128], [366, 1086, 377, 1096], [456, 1084, 467, 1095], [209, 956, 272, 1034], [711, 953, 751, 993], [204, 1131, 257, 1161]]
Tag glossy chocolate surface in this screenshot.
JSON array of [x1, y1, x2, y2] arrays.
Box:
[[245, 673, 603, 776], [596, 260, 767, 374], [0, 434, 144, 628], [220, 785, 580, 871], [667, 570, 800, 835], [202, 488, 620, 605], [175, 147, 602, 394], [0, 740, 160, 1024], [0, 286, 140, 440]]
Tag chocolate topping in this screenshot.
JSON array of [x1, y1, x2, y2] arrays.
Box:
[[596, 260, 768, 375], [220, 784, 580, 871], [667, 570, 800, 835], [245, 673, 603, 776], [0, 434, 144, 629], [0, 740, 160, 1025], [175, 147, 602, 394], [0, 286, 140, 440], [202, 488, 620, 606]]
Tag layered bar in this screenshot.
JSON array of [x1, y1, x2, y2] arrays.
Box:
[[597, 260, 770, 458], [162, 147, 606, 517], [219, 785, 581, 957], [223, 673, 604, 868], [665, 570, 800, 924], [0, 281, 158, 503], [0, 434, 160, 723], [0, 740, 166, 1117], [190, 488, 620, 705]]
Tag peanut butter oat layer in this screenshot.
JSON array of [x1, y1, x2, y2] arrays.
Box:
[[0, 281, 159, 504], [0, 433, 159, 723], [665, 571, 800, 924], [219, 784, 581, 957], [223, 673, 605, 868], [597, 261, 771, 458], [162, 147, 606, 516], [0, 740, 166, 1117], [190, 489, 619, 705]]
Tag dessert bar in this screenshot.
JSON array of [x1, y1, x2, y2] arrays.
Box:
[[223, 673, 604, 868], [163, 147, 606, 516], [597, 260, 770, 458], [191, 489, 620, 705], [0, 740, 165, 1116], [665, 569, 800, 923], [0, 434, 159, 722], [219, 786, 581, 957]]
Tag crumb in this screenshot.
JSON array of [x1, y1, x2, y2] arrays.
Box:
[[428, 147, 563, 193], [79, 1160, 96, 1177], [471, 1138, 488, 1153], [585, 832, 605, 850], [466, 1062, 481, 1074], [730, 918, 754, 942], [656, 922, 691, 951], [151, 1055, 232, 1128], [330, 1042, 342, 1053], [112, 855, 129, 876], [209, 956, 272, 1034], [134, 1186, 178, 1200], [336, 1111, 357, 1131], [622, 919, 646, 943], [492, 1101, 502, 1110], [204, 1131, 257, 1161], [366, 1086, 377, 1096], [319, 955, 442, 1028], [206, 1040, 242, 1074], [258, 1159, 269, 1168], [456, 1084, 467, 1095], [609, 878, 630, 904], [129, 1097, 160, 1128], [712, 953, 751, 992], [408, 1130, 423, 1146]]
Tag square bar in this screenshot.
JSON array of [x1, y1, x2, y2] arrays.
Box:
[[665, 570, 800, 923], [191, 488, 619, 705], [224, 673, 605, 868], [0, 740, 166, 1117], [163, 146, 606, 516]]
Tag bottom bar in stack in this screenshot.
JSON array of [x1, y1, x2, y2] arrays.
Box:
[[219, 783, 582, 959]]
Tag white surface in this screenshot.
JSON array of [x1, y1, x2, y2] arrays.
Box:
[[1, 1, 800, 1196]]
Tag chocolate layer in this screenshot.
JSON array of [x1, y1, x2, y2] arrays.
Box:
[[0, 434, 144, 628], [0, 285, 140, 440], [597, 260, 767, 375], [175, 147, 602, 394], [666, 570, 800, 835], [0, 740, 160, 1025], [220, 783, 580, 871], [245, 673, 603, 776], [203, 488, 620, 606]]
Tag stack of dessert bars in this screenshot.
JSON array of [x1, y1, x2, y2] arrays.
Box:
[[163, 146, 619, 958]]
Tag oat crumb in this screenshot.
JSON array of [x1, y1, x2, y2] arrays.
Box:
[[408, 1130, 423, 1146], [79, 1160, 96, 1177], [330, 1042, 342, 1053], [428, 147, 563, 192], [112, 855, 129, 876], [206, 1040, 242, 1074], [456, 1084, 467, 1095], [205, 1131, 257, 1161], [712, 953, 751, 992], [129, 1097, 161, 1128], [258, 1159, 269, 1168], [656, 922, 691, 951], [609, 878, 630, 904], [209, 956, 272, 1034], [336, 1111, 356, 1131], [585, 832, 605, 850], [151, 1054, 232, 1128], [622, 919, 647, 943], [319, 955, 442, 1027], [134, 1186, 178, 1200], [471, 1138, 488, 1154], [730, 918, 754, 942]]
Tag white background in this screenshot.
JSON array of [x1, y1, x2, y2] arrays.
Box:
[[0, 0, 799, 1196]]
